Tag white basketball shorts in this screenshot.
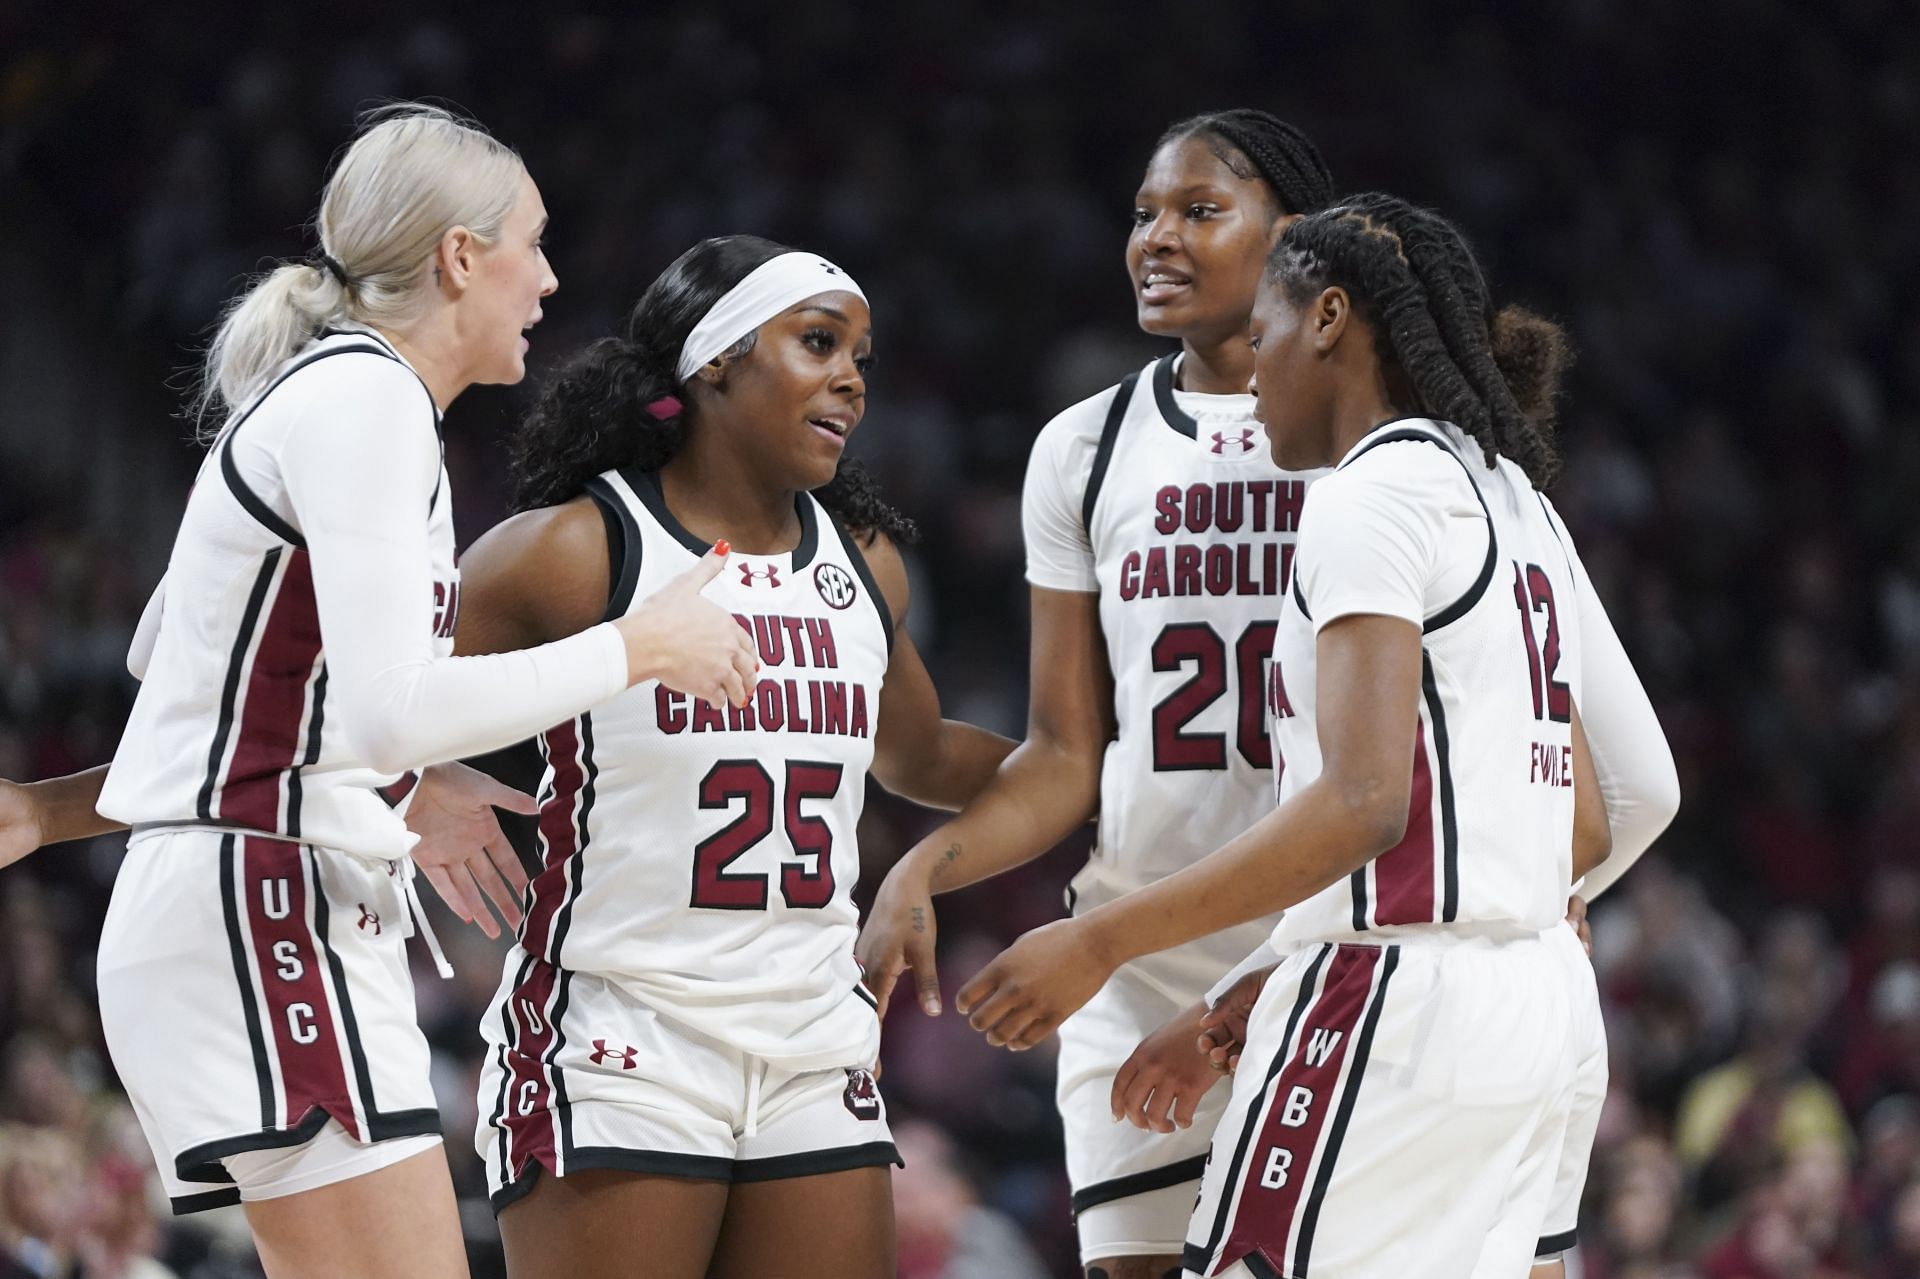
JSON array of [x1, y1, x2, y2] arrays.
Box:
[[1058, 957, 1235, 1265], [1183, 929, 1581, 1279], [97, 829, 441, 1213], [478, 947, 899, 1212]]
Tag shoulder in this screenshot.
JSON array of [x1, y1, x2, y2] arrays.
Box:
[[849, 526, 909, 630], [1030, 369, 1147, 466], [270, 342, 437, 446], [458, 497, 611, 646]]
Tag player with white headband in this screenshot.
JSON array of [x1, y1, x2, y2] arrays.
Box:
[[456, 235, 1012, 1279]]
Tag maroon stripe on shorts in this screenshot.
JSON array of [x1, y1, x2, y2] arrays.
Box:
[[521, 720, 587, 957], [1214, 944, 1381, 1277], [220, 549, 323, 832], [243, 836, 356, 1134], [1369, 723, 1437, 926], [500, 957, 563, 1184]]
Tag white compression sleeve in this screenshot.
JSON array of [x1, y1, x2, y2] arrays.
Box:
[[274, 361, 628, 774]]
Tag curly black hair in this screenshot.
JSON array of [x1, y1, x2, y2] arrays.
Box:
[[1157, 109, 1336, 216], [511, 234, 917, 544], [1268, 194, 1570, 487]]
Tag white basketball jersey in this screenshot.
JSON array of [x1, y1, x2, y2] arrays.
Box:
[[517, 469, 891, 1072], [1027, 354, 1329, 996], [1268, 419, 1582, 950], [100, 330, 453, 863]]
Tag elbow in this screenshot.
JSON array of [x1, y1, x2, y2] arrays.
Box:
[[1333, 776, 1410, 859], [344, 716, 419, 777], [1645, 751, 1683, 840]]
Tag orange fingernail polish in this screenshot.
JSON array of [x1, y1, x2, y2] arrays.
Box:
[[713, 539, 730, 556]]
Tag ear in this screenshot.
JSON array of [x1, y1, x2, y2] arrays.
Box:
[[435, 226, 478, 296], [1310, 286, 1352, 355], [692, 357, 730, 390]]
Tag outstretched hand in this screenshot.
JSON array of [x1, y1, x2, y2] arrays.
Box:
[[1111, 1001, 1224, 1132], [406, 763, 538, 940], [955, 919, 1116, 1051]]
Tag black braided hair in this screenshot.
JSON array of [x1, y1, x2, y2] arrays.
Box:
[[1158, 109, 1336, 216], [511, 235, 917, 543], [1267, 194, 1569, 487]]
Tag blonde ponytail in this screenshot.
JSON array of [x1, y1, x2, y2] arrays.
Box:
[[194, 102, 525, 430]]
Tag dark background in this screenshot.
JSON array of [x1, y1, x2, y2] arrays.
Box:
[[2, 3, 1918, 1276]]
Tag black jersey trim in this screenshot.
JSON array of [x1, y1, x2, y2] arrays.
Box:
[[1536, 1228, 1578, 1256], [828, 514, 895, 659], [170, 1187, 242, 1215], [549, 967, 579, 1162], [218, 834, 276, 1133], [584, 477, 643, 622], [1071, 1154, 1210, 1215], [199, 549, 283, 821], [548, 713, 597, 967], [1196, 944, 1332, 1261], [215, 340, 408, 547], [1081, 370, 1142, 536], [732, 1140, 903, 1183], [1339, 426, 1498, 634], [490, 1148, 735, 1212], [1290, 945, 1398, 1274], [1421, 653, 1461, 922], [1150, 352, 1199, 439], [286, 662, 327, 838], [626, 467, 816, 569]]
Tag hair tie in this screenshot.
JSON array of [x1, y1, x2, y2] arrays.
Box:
[[644, 396, 683, 421], [310, 252, 350, 287]]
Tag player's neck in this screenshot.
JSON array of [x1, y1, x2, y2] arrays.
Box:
[[656, 441, 803, 556], [373, 322, 463, 411], [1177, 332, 1255, 397], [1327, 375, 1408, 464]]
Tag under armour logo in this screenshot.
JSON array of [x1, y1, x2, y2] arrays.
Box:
[[590, 1039, 639, 1070], [357, 904, 382, 935], [740, 564, 781, 588], [1211, 428, 1260, 455], [814, 562, 857, 610], [818, 261, 840, 275]]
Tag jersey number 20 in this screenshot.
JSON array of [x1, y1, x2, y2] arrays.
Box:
[[691, 760, 844, 910], [1151, 621, 1276, 771]]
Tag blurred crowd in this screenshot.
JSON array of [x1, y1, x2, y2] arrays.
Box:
[[2, 1, 1918, 1275]]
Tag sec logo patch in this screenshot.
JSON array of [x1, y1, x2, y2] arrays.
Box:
[[815, 562, 858, 610]]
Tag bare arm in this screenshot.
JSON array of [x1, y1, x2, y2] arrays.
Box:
[[856, 584, 1116, 1016], [864, 532, 1015, 811], [956, 613, 1423, 1048], [0, 766, 123, 869]]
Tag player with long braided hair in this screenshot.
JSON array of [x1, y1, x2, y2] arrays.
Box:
[[955, 194, 1678, 1278], [857, 109, 1335, 1277]]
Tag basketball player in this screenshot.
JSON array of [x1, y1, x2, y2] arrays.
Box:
[[856, 109, 1337, 1278], [445, 235, 1012, 1279], [72, 106, 757, 1279], [954, 194, 1680, 1278]]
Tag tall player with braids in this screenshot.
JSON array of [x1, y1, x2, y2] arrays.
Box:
[[3, 107, 756, 1279], [449, 236, 1011, 1279], [857, 110, 1334, 1277], [955, 195, 1678, 1278]]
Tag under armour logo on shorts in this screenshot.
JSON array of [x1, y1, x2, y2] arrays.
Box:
[[589, 1039, 639, 1070]]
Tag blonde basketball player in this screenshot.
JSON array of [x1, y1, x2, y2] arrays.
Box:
[[956, 195, 1678, 1278], [857, 110, 1335, 1278], [67, 106, 756, 1279], [450, 235, 1011, 1279]]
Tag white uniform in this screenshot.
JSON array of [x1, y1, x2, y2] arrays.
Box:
[[96, 330, 630, 1213], [479, 469, 898, 1210], [1024, 353, 1328, 1260], [1184, 419, 1591, 1279]]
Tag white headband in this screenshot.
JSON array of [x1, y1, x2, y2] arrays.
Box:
[[674, 252, 867, 383]]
